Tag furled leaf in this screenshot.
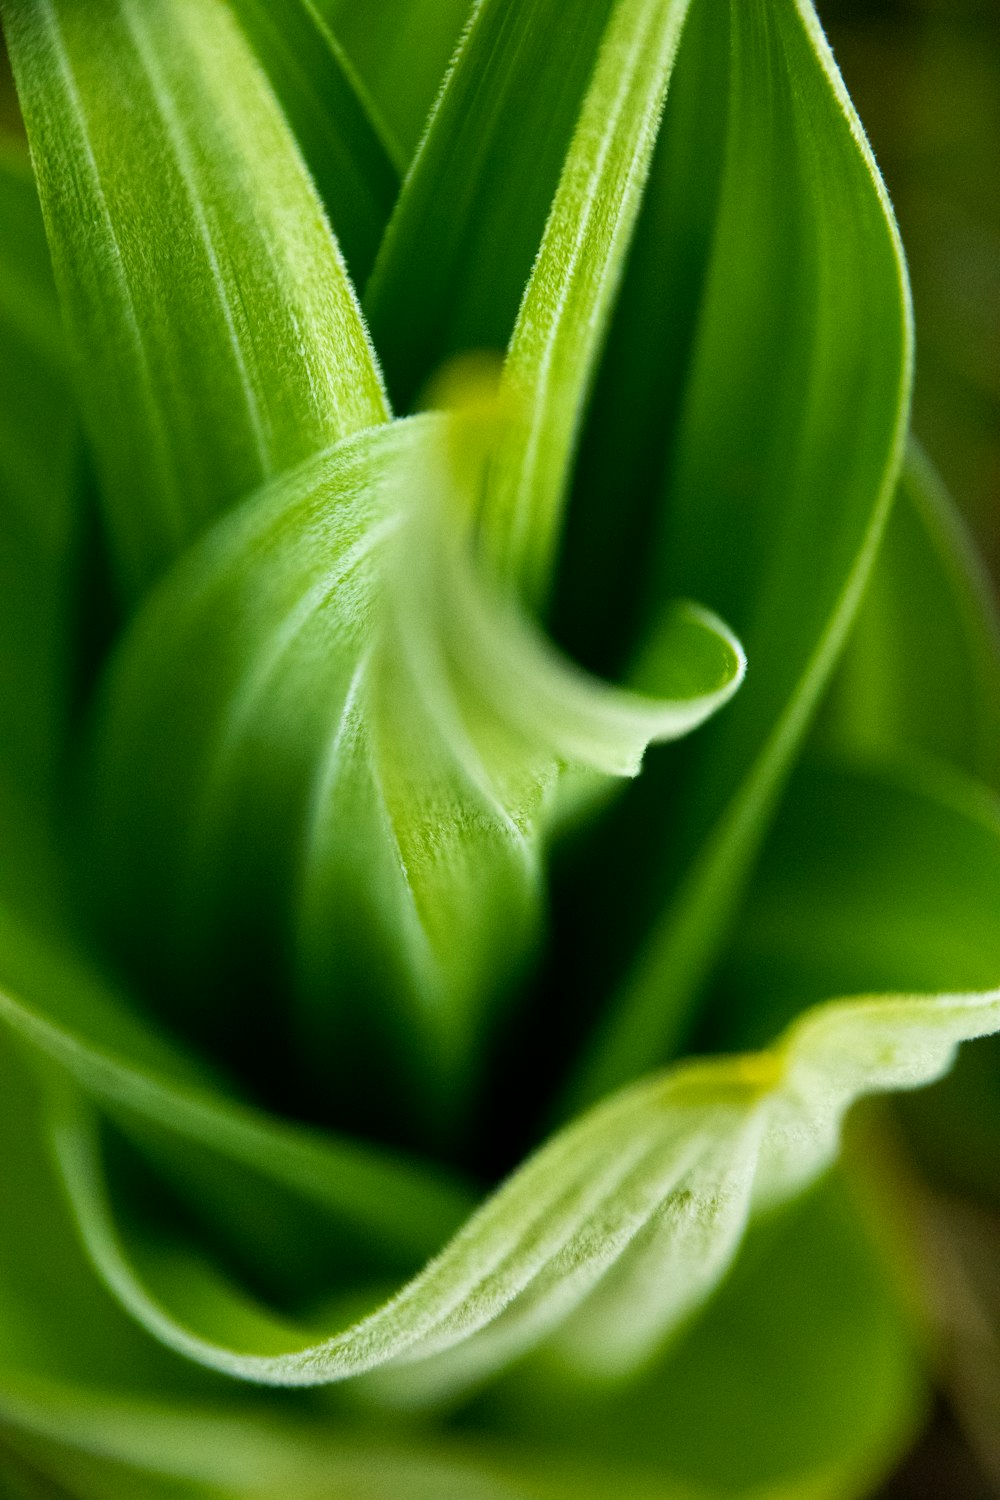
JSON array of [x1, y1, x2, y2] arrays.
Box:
[[84, 407, 743, 1126], [2, 0, 388, 597], [41, 980, 1000, 1392], [3, 1034, 918, 1499], [558, 0, 913, 1109]]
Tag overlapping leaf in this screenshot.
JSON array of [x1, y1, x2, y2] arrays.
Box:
[[557, 0, 914, 1109], [83, 407, 742, 1122], [0, 0, 994, 1496], [40, 974, 1000, 1393], [481, 0, 692, 604], [315, 0, 471, 168], [477, 1173, 922, 1500], [226, 0, 400, 281], [364, 0, 626, 409], [827, 444, 1000, 791]]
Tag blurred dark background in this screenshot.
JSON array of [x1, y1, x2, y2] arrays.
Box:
[[821, 0, 1000, 578], [816, 7, 999, 1488], [1, 1, 998, 1495]]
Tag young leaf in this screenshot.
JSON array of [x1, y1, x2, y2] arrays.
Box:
[[2, 0, 388, 597], [560, 0, 914, 1109], [84, 408, 743, 1126], [480, 1174, 922, 1500]]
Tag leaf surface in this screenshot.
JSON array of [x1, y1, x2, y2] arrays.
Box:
[[226, 0, 400, 281], [479, 1173, 922, 1500], [363, 0, 619, 409], [0, 145, 79, 923], [480, 0, 691, 603], [0, 902, 473, 1277], [314, 0, 472, 168], [2, 0, 388, 597], [718, 754, 1000, 1049]]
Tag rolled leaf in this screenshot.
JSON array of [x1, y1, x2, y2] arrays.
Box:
[[84, 408, 743, 1125]]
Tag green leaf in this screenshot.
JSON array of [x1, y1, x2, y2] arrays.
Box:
[[84, 407, 743, 1128], [0, 144, 79, 920], [0, 902, 473, 1278], [479, 1173, 923, 1500], [225, 0, 401, 281], [313, 0, 472, 169], [826, 443, 1000, 791], [42, 979, 1000, 1393], [716, 755, 1000, 1049], [0, 145, 75, 779], [363, 0, 621, 409], [480, 0, 691, 605], [2, 0, 388, 598], [0, 1034, 216, 1406], [715, 753, 1000, 1222], [559, 0, 913, 1110]]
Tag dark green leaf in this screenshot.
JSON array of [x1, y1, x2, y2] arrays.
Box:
[[560, 0, 913, 1109]]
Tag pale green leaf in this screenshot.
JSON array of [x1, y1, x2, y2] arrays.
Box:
[[480, 1173, 922, 1500], [560, 0, 913, 1109], [84, 408, 742, 1127], [42, 981, 1000, 1392], [2, 0, 388, 597]]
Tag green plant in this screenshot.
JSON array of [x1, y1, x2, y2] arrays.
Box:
[[0, 0, 998, 1495]]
